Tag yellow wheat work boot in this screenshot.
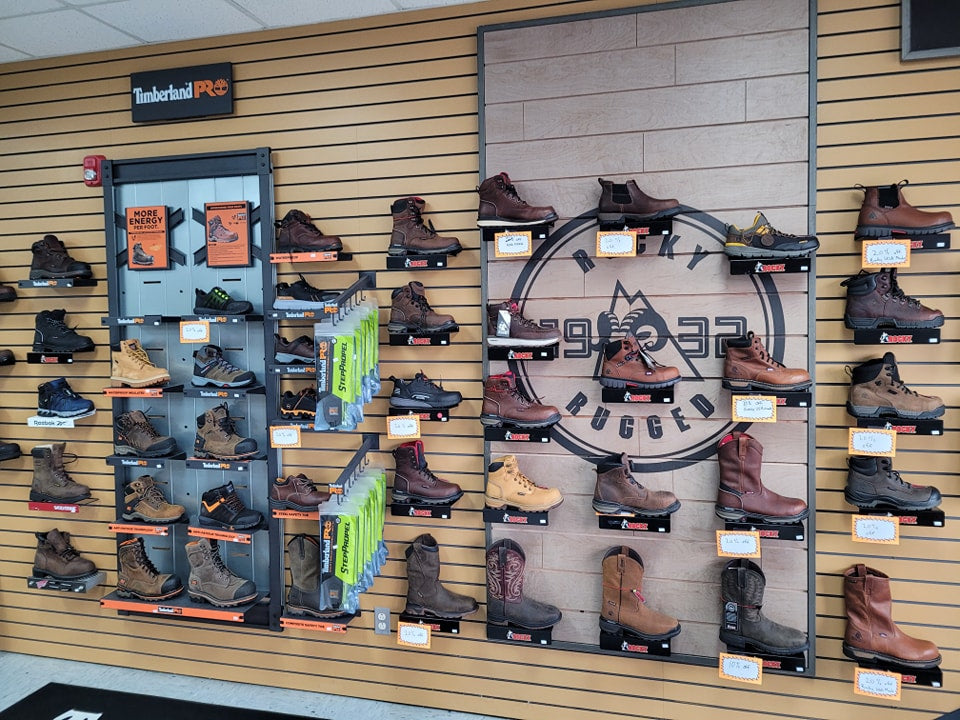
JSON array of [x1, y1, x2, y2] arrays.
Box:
[[110, 338, 170, 388], [485, 455, 563, 512]]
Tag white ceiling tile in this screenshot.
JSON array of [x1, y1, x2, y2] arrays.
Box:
[[59, 0, 130, 5], [0, 8, 140, 56], [84, 0, 264, 42], [0, 0, 64, 19], [0, 43, 31, 61], [230, 0, 400, 27]]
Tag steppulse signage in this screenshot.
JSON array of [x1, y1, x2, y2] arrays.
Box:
[[130, 62, 233, 122]]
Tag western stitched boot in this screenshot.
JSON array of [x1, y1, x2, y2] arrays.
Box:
[[37, 377, 95, 417], [846, 352, 944, 420], [481, 371, 561, 428], [597, 177, 681, 223], [724, 212, 819, 258], [841, 268, 943, 329], [30, 443, 90, 503], [855, 181, 955, 237], [487, 300, 561, 347], [600, 546, 680, 640], [845, 456, 941, 511], [593, 452, 679, 516], [275, 209, 342, 253], [131, 242, 153, 265], [192, 344, 255, 388], [269, 473, 330, 511], [116, 536, 183, 601], [122, 475, 185, 523], [388, 281, 457, 334], [404, 533, 479, 618], [32, 309, 95, 353], [30, 235, 93, 279], [600, 335, 681, 389], [477, 172, 558, 227], [843, 564, 941, 668], [716, 432, 808, 523], [722, 331, 811, 391], [485, 455, 562, 512], [287, 534, 341, 617], [194, 403, 259, 459], [207, 215, 238, 243], [114, 410, 179, 457], [186, 538, 257, 607], [111, 339, 170, 388], [392, 440, 463, 505], [486, 538, 561, 629], [388, 197, 462, 256], [720, 559, 808, 654], [199, 481, 262, 530], [33, 529, 97, 580]]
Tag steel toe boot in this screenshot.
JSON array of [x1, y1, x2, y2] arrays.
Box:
[[273, 274, 338, 310], [486, 538, 561, 629], [485, 455, 562, 512], [30, 235, 93, 279], [841, 268, 943, 329], [131, 243, 153, 265], [388, 196, 462, 256], [122, 475, 185, 523], [716, 432, 808, 523], [845, 456, 941, 511], [481, 371, 561, 428], [280, 387, 317, 419], [487, 300, 562, 347], [111, 339, 170, 388], [720, 559, 808, 654], [32, 309, 95, 353], [847, 352, 944, 420], [30, 443, 90, 503], [114, 410, 179, 457], [392, 440, 463, 505], [207, 215, 238, 243], [597, 178, 681, 223], [274, 333, 315, 363], [192, 344, 255, 388], [275, 209, 342, 253], [855, 181, 955, 237], [843, 564, 941, 668], [722, 331, 811, 391], [37, 377, 95, 418], [0, 349, 14, 365], [388, 281, 457, 334], [477, 172, 558, 227], [193, 286, 253, 315], [724, 212, 819, 258], [116, 537, 183, 601], [194, 403, 258, 459], [593, 452, 679, 516], [269, 473, 331, 511], [0, 439, 20, 461], [186, 538, 257, 607], [404, 533, 479, 619], [33, 529, 97, 580], [287, 534, 342, 617], [600, 546, 680, 640], [600, 335, 681, 389], [200, 481, 262, 530], [388, 372, 462, 410]]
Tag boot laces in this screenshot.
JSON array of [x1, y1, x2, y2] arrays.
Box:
[[208, 544, 234, 579], [224, 491, 247, 513], [46, 315, 79, 334], [127, 342, 155, 368], [129, 413, 162, 438], [883, 365, 918, 395], [211, 353, 244, 375], [140, 481, 168, 507], [411, 208, 438, 236], [879, 458, 911, 488], [752, 336, 785, 368], [883, 270, 922, 307], [412, 371, 443, 391], [133, 542, 161, 578], [56, 539, 80, 562], [216, 411, 241, 438], [508, 303, 539, 329], [497, 177, 529, 207], [52, 452, 79, 485], [410, 292, 433, 313]]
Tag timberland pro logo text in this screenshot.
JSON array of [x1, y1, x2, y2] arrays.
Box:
[[131, 62, 233, 122]]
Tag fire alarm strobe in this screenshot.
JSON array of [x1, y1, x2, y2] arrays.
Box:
[[83, 155, 106, 187]]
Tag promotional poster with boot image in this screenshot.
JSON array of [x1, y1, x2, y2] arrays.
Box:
[[204, 201, 251, 267], [125, 205, 169, 270]]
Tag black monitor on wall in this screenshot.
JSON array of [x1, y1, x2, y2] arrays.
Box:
[[902, 0, 960, 60]]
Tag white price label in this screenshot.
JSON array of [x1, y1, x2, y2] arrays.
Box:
[[596, 231, 636, 257], [716, 531, 761, 558], [848, 428, 896, 456], [387, 415, 421, 440], [270, 425, 302, 448], [852, 514, 899, 544], [862, 239, 910, 268], [494, 231, 533, 257], [179, 320, 210, 343], [719, 653, 763, 684], [397, 621, 431, 648], [854, 667, 901, 700], [731, 395, 777, 422]]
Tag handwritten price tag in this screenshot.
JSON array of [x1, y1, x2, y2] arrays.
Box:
[[270, 425, 302, 448], [397, 621, 431, 649], [387, 415, 421, 440], [719, 653, 763, 685], [179, 320, 210, 343], [596, 231, 637, 257], [862, 239, 910, 269], [716, 530, 761, 558], [494, 231, 533, 258], [731, 395, 777, 423], [854, 667, 901, 700], [852, 514, 899, 545], [848, 428, 896, 457]]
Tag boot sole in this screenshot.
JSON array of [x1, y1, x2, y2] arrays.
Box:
[[29, 270, 93, 279], [480, 413, 561, 428], [842, 643, 941, 669], [191, 376, 256, 389], [268, 498, 326, 512], [37, 408, 95, 418], [286, 605, 351, 619], [122, 511, 187, 523], [32, 568, 99, 581], [485, 496, 563, 513], [192, 307, 249, 316], [189, 590, 258, 607], [843, 490, 940, 511], [720, 630, 808, 655], [599, 617, 681, 640], [487, 337, 561, 348], [715, 505, 809, 523], [389, 397, 460, 410], [855, 222, 955, 238], [198, 516, 262, 531], [487, 616, 560, 630], [723, 245, 816, 258], [846, 402, 945, 420], [844, 315, 944, 329], [721, 378, 812, 392], [114, 444, 179, 458], [276, 244, 343, 254], [477, 213, 558, 227], [280, 409, 317, 420], [111, 375, 171, 388], [387, 244, 462, 256], [0, 447, 20, 461], [116, 586, 183, 601], [598, 376, 681, 390], [597, 208, 680, 223], [33, 343, 95, 353], [193, 449, 261, 460], [403, 604, 479, 619], [274, 353, 313, 364], [592, 499, 680, 517], [387, 321, 459, 334], [30, 489, 91, 504], [392, 490, 464, 505]]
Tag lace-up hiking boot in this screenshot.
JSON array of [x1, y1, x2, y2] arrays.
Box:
[[131, 243, 153, 265], [33, 529, 97, 580], [193, 287, 253, 315], [477, 172, 558, 227], [37, 377, 95, 418], [392, 440, 463, 505], [720, 559, 807, 654], [32, 309, 95, 353], [30, 235, 92, 279], [841, 268, 943, 329], [275, 209, 342, 253], [600, 335, 681, 390], [601, 546, 681, 641], [593, 452, 679, 516], [111, 339, 170, 388], [716, 432, 808, 523], [486, 538, 561, 629], [0, 439, 20, 461], [274, 274, 338, 309], [388, 281, 457, 334], [0, 284, 16, 302], [722, 331, 811, 391], [845, 456, 941, 511], [405, 533, 478, 619], [724, 212, 819, 258], [856, 180, 955, 237], [114, 410, 179, 457], [597, 178, 681, 223], [192, 344, 255, 388], [269, 473, 330, 511], [487, 300, 562, 347], [194, 403, 258, 459], [274, 334, 315, 363], [485, 454, 563, 511], [481, 371, 561, 428], [200, 481, 262, 529], [117, 537, 183, 601], [207, 215, 238, 243], [280, 387, 317, 419], [30, 442, 90, 503], [389, 372, 462, 410], [846, 352, 944, 420], [186, 538, 257, 607], [122, 475, 185, 523], [388, 196, 462, 256]]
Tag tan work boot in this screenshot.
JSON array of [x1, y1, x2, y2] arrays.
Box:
[[122, 475, 185, 523], [481, 371, 561, 428], [722, 331, 811, 392], [30, 443, 90, 503], [388, 197, 462, 256], [387, 281, 458, 334], [186, 538, 258, 607], [593, 452, 679, 517], [33, 529, 97, 580], [194, 403, 258, 459], [111, 339, 171, 388], [485, 455, 563, 512], [847, 352, 944, 420], [600, 546, 680, 640], [600, 335, 681, 389], [117, 537, 183, 601]]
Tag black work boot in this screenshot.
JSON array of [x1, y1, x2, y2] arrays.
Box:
[[199, 482, 262, 530], [404, 534, 478, 619], [30, 235, 93, 279], [720, 559, 808, 655], [388, 372, 462, 410], [845, 456, 941, 511], [32, 309, 95, 353]]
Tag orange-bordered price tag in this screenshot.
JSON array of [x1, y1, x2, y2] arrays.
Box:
[[270, 425, 302, 448], [387, 414, 421, 440], [493, 230, 533, 258], [862, 239, 910, 269], [731, 395, 777, 423], [719, 653, 763, 685], [847, 427, 896, 457], [596, 230, 637, 257], [716, 530, 761, 558], [854, 666, 901, 700], [179, 319, 210, 343], [397, 621, 431, 649], [851, 514, 900, 545]]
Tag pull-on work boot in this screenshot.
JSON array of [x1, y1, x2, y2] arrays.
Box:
[[388, 197, 462, 256], [485, 455, 563, 512], [388, 281, 458, 334], [194, 403, 259, 460], [477, 172, 558, 227], [722, 331, 811, 392], [593, 452, 679, 517], [846, 352, 944, 420], [30, 235, 93, 279], [30, 442, 90, 503], [404, 534, 478, 619], [599, 546, 680, 641], [186, 538, 257, 607], [33, 529, 97, 580], [481, 371, 561, 428], [111, 339, 171, 388], [600, 335, 680, 390], [720, 559, 808, 655], [486, 538, 561, 629], [715, 432, 808, 523], [275, 209, 342, 253], [391, 440, 463, 505], [122, 475, 185, 523], [855, 181, 955, 237], [286, 534, 343, 618], [845, 456, 941, 511], [597, 178, 681, 223], [724, 212, 819, 258], [487, 300, 562, 347], [116, 537, 183, 601], [841, 268, 944, 329]]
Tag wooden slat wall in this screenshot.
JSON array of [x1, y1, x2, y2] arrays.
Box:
[[0, 0, 956, 718]]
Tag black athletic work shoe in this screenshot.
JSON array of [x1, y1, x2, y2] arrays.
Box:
[[389, 372, 462, 410], [193, 287, 254, 316]]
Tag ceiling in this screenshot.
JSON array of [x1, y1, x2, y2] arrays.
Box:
[[0, 0, 479, 65]]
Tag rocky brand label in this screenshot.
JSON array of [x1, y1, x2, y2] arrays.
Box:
[[503, 431, 530, 441], [620, 519, 649, 530], [405, 259, 429, 268], [407, 336, 431, 345], [620, 640, 649, 653], [506, 630, 532, 642], [753, 261, 786, 273], [879, 332, 913, 343]]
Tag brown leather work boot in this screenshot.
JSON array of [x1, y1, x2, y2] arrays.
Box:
[[117, 536, 183, 601], [847, 352, 944, 420], [592, 452, 679, 517], [477, 172, 558, 227], [481, 371, 561, 428], [33, 529, 97, 580], [600, 335, 680, 389], [486, 538, 561, 629], [207, 215, 238, 243], [114, 410, 179, 457], [122, 475, 185, 523], [275, 209, 342, 253], [597, 178, 681, 223], [841, 268, 944, 329], [845, 456, 941, 512], [30, 235, 93, 279], [404, 533, 478, 619], [30, 442, 91, 503], [388, 281, 458, 334], [485, 454, 563, 512], [392, 440, 463, 505], [843, 564, 941, 668], [600, 546, 680, 641], [716, 432, 808, 523], [186, 538, 257, 607], [855, 181, 955, 237], [722, 331, 811, 391], [194, 403, 259, 459], [388, 197, 462, 256], [487, 300, 561, 347], [269, 473, 331, 511]]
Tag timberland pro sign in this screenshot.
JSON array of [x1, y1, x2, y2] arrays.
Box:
[[130, 63, 233, 122]]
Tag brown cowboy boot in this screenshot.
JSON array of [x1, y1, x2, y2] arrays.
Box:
[[486, 538, 561, 629], [599, 546, 680, 640], [715, 432, 808, 523], [404, 533, 478, 618]]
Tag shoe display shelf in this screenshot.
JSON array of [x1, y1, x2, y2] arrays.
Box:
[[269, 249, 352, 264], [844, 656, 943, 689], [599, 386, 676, 404], [728, 257, 812, 276], [27, 497, 97, 515], [387, 330, 458, 346], [26, 571, 106, 594], [481, 425, 552, 443], [595, 512, 671, 533], [853, 416, 943, 436], [18, 278, 98, 289], [721, 518, 806, 542], [851, 327, 941, 345], [854, 233, 951, 252], [599, 628, 674, 657]]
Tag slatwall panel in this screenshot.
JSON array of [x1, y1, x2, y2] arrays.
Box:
[[0, 0, 956, 718]]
